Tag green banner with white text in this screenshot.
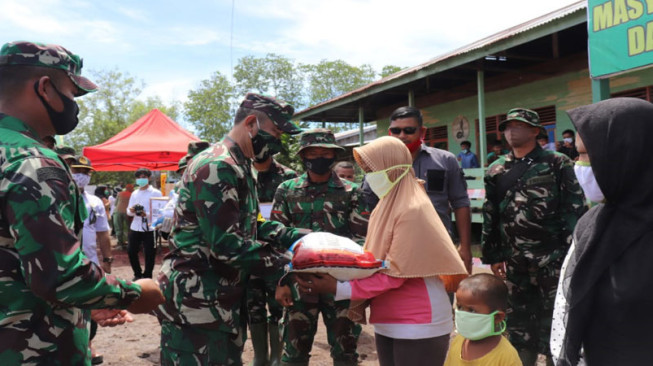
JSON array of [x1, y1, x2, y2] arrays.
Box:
[[589, 0, 653, 78]]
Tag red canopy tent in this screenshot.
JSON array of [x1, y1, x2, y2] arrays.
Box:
[[83, 109, 201, 171]]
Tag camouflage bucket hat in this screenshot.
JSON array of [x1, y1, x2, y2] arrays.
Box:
[[240, 93, 302, 135], [0, 41, 97, 96], [177, 155, 188, 173], [499, 108, 541, 131], [54, 145, 76, 160], [69, 155, 94, 171], [298, 128, 344, 153]]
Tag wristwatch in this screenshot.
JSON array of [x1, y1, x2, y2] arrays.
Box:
[[103, 257, 114, 263]]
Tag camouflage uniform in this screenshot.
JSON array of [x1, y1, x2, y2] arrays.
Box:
[[0, 40, 143, 366], [248, 159, 298, 325], [156, 93, 303, 366], [481, 108, 586, 358], [271, 130, 369, 366]]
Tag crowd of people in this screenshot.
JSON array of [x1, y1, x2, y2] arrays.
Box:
[[1, 39, 652, 366]]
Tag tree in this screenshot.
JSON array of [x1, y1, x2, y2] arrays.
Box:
[[233, 53, 305, 109], [72, 69, 144, 149], [302, 60, 376, 106], [129, 96, 181, 124], [380, 65, 403, 78], [184, 71, 235, 142]]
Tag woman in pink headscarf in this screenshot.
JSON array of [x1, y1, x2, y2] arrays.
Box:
[[296, 136, 467, 366]]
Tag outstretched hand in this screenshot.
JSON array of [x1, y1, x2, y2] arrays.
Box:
[[91, 309, 134, 327]]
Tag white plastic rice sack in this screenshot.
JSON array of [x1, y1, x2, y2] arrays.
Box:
[[288, 232, 385, 281]]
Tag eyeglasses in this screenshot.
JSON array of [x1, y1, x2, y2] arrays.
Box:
[[388, 127, 418, 135]]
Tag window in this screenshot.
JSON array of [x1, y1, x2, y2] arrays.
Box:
[[424, 126, 448, 150], [611, 86, 651, 101]]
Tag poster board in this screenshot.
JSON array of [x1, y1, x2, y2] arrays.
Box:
[[150, 197, 170, 228], [588, 0, 653, 78]]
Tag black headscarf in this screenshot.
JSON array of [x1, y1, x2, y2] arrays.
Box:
[[558, 98, 653, 365]]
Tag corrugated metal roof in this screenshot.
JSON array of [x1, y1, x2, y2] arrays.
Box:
[[295, 0, 587, 119]]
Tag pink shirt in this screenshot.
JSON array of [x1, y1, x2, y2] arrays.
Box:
[[336, 272, 453, 339]]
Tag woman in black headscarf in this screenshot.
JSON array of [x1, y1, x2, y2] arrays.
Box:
[[551, 97, 653, 365]]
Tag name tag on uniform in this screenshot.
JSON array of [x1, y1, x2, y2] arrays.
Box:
[[526, 175, 555, 186]]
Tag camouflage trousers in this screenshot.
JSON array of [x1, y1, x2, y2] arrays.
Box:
[[160, 321, 246, 366], [505, 255, 564, 356], [282, 290, 361, 364], [246, 274, 283, 325]]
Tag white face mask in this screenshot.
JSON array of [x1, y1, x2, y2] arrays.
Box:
[[72, 173, 91, 188], [366, 164, 411, 198], [574, 162, 605, 203]]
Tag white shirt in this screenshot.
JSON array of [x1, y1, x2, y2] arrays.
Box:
[[127, 185, 163, 232], [81, 192, 110, 264], [108, 195, 116, 216]]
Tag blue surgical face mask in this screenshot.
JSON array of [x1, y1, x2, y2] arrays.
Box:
[[461, 149, 469, 154], [136, 178, 149, 187]]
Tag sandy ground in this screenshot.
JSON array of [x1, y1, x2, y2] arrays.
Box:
[[92, 240, 379, 365]]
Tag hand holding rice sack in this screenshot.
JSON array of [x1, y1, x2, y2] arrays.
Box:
[[288, 232, 385, 281], [295, 136, 468, 366]]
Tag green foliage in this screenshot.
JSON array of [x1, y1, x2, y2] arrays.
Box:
[[233, 54, 304, 108], [72, 68, 144, 149], [184, 71, 235, 142], [301, 60, 376, 106], [380, 65, 403, 78]]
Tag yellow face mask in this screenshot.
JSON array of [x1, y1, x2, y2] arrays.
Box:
[[365, 164, 411, 198]]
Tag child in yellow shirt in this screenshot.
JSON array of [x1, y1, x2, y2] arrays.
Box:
[[444, 274, 522, 366]]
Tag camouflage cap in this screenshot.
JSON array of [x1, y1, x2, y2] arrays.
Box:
[[69, 155, 94, 171], [54, 145, 76, 160], [499, 108, 541, 131], [239, 93, 302, 135], [187, 140, 210, 157], [298, 128, 344, 153], [0, 41, 97, 96]]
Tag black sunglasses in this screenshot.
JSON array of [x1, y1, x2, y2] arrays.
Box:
[[389, 127, 418, 135]]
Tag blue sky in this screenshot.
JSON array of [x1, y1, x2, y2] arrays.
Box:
[[0, 0, 581, 106]]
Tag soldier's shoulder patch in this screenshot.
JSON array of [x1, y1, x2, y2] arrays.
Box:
[[36, 166, 68, 182]]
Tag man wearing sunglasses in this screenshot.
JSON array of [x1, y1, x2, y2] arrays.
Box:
[[363, 106, 473, 274]]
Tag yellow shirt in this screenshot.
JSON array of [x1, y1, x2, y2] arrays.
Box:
[[444, 334, 522, 366]]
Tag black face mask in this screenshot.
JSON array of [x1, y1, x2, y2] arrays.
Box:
[[303, 157, 335, 175], [34, 81, 80, 135], [251, 129, 282, 163]]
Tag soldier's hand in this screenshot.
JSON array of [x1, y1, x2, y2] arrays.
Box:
[[127, 279, 164, 314], [296, 273, 337, 295], [92, 309, 134, 327], [275, 285, 293, 307], [491, 262, 507, 280]]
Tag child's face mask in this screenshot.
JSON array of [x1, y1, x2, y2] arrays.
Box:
[[454, 309, 506, 341], [574, 161, 605, 203]]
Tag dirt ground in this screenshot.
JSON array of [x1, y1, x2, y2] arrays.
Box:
[[92, 239, 379, 365]]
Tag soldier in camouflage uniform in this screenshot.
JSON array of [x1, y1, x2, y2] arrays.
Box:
[[271, 129, 369, 366], [481, 108, 586, 366], [0, 41, 163, 365], [248, 152, 299, 366], [156, 93, 305, 365]]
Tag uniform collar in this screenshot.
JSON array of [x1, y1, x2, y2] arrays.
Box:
[[224, 136, 248, 165], [0, 114, 41, 142], [505, 144, 543, 163]]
